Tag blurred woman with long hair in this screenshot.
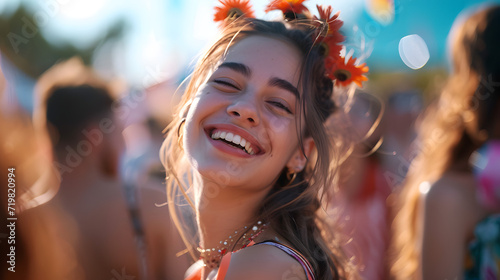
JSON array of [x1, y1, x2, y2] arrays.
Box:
[[391, 5, 500, 280]]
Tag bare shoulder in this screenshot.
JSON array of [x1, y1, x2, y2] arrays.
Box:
[[425, 172, 477, 209], [423, 172, 486, 235], [224, 243, 307, 280]]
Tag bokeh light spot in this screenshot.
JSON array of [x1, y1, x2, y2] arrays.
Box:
[[399, 34, 430, 70]]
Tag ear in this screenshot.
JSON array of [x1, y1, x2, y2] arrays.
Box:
[[286, 137, 315, 173]]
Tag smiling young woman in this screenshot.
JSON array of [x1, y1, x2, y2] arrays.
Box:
[[160, 1, 368, 279]]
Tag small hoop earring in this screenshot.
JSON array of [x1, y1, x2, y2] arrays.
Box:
[[284, 171, 297, 188], [177, 118, 186, 137], [177, 118, 186, 149]]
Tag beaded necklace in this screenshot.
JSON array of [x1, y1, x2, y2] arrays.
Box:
[[197, 220, 268, 269]]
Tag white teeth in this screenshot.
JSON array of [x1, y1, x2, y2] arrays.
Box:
[[211, 131, 220, 139], [232, 135, 241, 145], [210, 130, 256, 155]]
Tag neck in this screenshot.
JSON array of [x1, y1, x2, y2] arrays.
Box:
[[195, 179, 270, 251], [55, 156, 118, 205]]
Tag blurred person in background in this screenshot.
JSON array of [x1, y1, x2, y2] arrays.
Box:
[[119, 78, 191, 278], [391, 4, 500, 280], [326, 91, 391, 280], [0, 53, 74, 280], [379, 90, 423, 189], [26, 58, 141, 280], [123, 116, 191, 279], [27, 58, 189, 279]]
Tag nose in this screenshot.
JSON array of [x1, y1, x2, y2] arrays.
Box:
[[226, 95, 260, 126]]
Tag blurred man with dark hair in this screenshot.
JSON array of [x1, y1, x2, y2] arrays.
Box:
[[23, 58, 141, 280]]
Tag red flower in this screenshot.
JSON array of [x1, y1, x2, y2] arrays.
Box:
[[315, 5, 344, 42], [320, 36, 343, 63], [328, 57, 369, 87], [214, 0, 255, 24], [265, 0, 309, 15]]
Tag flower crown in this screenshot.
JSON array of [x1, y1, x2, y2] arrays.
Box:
[[213, 0, 369, 87]]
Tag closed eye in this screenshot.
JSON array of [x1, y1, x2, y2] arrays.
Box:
[[267, 101, 292, 114], [213, 79, 240, 90]]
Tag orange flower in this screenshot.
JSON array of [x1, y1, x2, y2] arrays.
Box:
[[315, 5, 343, 39], [328, 57, 369, 87], [314, 5, 346, 84], [265, 0, 309, 15], [214, 0, 255, 24], [323, 54, 339, 73], [320, 37, 342, 63]]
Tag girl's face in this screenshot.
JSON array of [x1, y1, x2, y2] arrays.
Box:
[[183, 35, 306, 191]]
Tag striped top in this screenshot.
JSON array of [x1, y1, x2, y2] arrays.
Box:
[[185, 240, 315, 280], [255, 240, 315, 280]]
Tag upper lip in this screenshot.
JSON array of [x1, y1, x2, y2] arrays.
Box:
[[204, 123, 265, 155]]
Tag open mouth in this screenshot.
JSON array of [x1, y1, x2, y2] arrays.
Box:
[[210, 130, 256, 155]]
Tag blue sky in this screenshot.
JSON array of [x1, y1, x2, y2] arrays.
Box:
[[360, 0, 500, 71], [2, 0, 500, 87]]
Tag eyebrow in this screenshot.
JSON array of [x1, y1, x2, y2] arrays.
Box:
[[218, 62, 251, 77], [269, 77, 300, 99], [218, 62, 299, 98]]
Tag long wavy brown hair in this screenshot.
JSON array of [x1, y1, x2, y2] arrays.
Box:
[[160, 18, 360, 280], [391, 5, 500, 279]]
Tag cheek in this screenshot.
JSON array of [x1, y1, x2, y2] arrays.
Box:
[[183, 92, 225, 146], [183, 96, 205, 149], [266, 113, 298, 142], [269, 117, 292, 135], [185, 92, 217, 122]]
